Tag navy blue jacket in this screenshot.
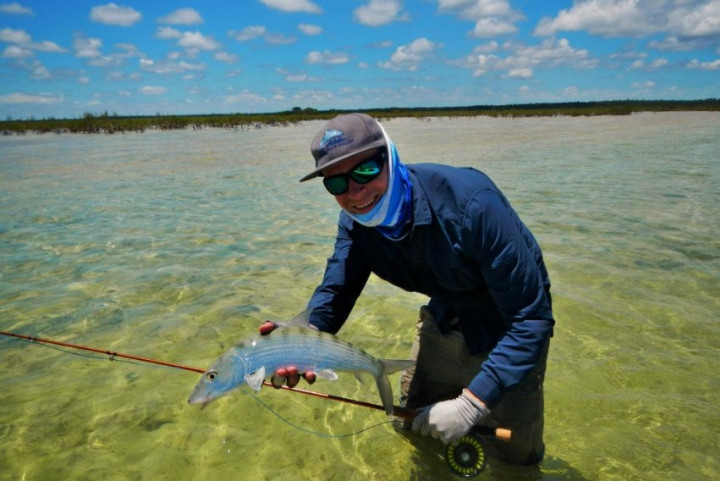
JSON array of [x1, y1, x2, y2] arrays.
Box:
[[307, 163, 554, 408]]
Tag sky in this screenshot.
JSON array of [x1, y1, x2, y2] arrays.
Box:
[[1, 0, 719, 119]]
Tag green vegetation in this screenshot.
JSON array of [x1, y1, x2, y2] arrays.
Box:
[[2, 99, 718, 135]]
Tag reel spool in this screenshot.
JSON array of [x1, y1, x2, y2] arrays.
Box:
[[444, 431, 487, 478]]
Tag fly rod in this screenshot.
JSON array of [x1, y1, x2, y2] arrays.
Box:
[[0, 330, 416, 417], [0, 329, 509, 436], [2, 328, 512, 477]]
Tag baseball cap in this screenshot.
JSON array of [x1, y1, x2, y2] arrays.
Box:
[[300, 113, 388, 182]]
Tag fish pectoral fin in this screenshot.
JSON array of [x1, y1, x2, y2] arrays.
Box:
[[245, 366, 266, 391], [315, 369, 338, 381]]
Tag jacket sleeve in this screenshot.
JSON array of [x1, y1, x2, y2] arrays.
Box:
[[462, 189, 554, 408], [306, 213, 372, 334]]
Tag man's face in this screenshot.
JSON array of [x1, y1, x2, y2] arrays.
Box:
[[321, 149, 389, 215]]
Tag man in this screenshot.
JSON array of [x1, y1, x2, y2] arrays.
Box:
[[265, 113, 554, 465]]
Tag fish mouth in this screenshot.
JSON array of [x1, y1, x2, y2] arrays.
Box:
[[188, 395, 212, 408]]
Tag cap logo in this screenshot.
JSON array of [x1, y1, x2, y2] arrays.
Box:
[[319, 129, 353, 156]]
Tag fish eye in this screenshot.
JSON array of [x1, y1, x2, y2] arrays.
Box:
[[206, 370, 218, 381]]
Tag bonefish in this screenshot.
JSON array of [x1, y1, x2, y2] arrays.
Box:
[[188, 311, 413, 415]]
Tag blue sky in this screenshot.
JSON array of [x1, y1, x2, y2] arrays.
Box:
[[1, 0, 719, 119]]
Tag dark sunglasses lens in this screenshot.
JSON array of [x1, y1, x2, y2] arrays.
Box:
[[351, 159, 382, 184], [323, 176, 349, 195], [322, 153, 384, 195]]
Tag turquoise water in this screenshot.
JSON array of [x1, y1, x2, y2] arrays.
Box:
[[1, 113, 718, 480]]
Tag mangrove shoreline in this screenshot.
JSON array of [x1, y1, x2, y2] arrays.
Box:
[[2, 99, 718, 135]]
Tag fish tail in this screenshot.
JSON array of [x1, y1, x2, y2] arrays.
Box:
[[379, 358, 414, 374], [375, 359, 415, 415]]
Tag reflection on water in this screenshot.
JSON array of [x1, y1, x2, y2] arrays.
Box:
[[1, 113, 719, 480]]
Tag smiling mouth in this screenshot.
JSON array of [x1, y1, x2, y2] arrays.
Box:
[[354, 195, 378, 213]]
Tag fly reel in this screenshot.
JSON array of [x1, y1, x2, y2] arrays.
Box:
[[444, 431, 487, 478]]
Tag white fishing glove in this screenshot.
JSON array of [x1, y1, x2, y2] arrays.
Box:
[[412, 389, 490, 443]]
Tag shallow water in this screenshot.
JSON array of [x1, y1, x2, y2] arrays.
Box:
[[1, 113, 719, 480]]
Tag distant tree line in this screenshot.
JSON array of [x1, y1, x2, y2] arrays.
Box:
[[1, 99, 718, 135]]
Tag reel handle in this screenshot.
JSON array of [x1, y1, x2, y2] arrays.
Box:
[[393, 406, 512, 441]]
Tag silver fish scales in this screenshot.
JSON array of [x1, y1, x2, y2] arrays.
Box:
[[188, 316, 413, 415]]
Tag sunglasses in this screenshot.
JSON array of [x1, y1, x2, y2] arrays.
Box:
[[322, 151, 386, 195]]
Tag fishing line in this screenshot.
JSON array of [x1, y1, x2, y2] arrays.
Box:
[[0, 329, 411, 416], [248, 393, 395, 439], [1, 330, 399, 439], [1, 329, 510, 477], [4, 335, 160, 369]]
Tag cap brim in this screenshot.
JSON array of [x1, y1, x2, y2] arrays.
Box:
[[298, 140, 387, 182]]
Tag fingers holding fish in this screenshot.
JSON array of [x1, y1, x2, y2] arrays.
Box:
[[271, 366, 317, 389], [258, 320, 279, 336], [259, 321, 317, 388]]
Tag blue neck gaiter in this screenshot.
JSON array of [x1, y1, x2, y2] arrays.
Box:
[[345, 140, 413, 240]]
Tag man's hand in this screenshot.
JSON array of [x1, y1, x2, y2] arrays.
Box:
[[411, 389, 490, 443], [258, 320, 317, 388]]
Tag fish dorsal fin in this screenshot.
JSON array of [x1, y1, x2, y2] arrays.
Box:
[[287, 309, 312, 328], [315, 369, 338, 381], [245, 366, 266, 391]]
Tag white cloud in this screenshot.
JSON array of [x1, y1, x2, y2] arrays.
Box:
[[139, 85, 167, 95], [214, 51, 238, 64], [2, 45, 32, 58], [178, 31, 220, 50], [29, 60, 50, 79], [0, 92, 63, 104], [298, 23, 322, 35], [629, 59, 644, 70], [0, 28, 65, 55], [228, 25, 294, 45], [563, 86, 580, 97], [0, 2, 33, 15], [31, 40, 65, 52], [473, 17, 517, 37], [158, 8, 203, 25], [0, 26, 31, 43], [260, 0, 321, 14], [668, 1, 720, 38], [508, 67, 533, 78], [354, 0, 409, 27], [74, 36, 102, 58], [535, 1, 643, 37], [474, 40, 499, 54], [265, 33, 296, 45], [631, 81, 655, 88], [438, 0, 515, 18], [115, 43, 144, 58], [90, 3, 142, 27], [281, 71, 324, 82], [305, 50, 350, 65], [224, 90, 267, 106], [458, 37, 597, 77], [535, 0, 720, 43], [438, 0, 524, 37], [140, 58, 206, 74], [686, 58, 720, 70], [628, 57, 669, 70], [156, 26, 182, 39], [379, 37, 437, 71], [229, 26, 267, 42]]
